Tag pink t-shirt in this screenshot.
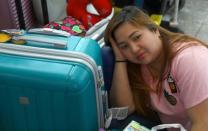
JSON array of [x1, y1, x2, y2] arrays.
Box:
[[142, 44, 208, 131]]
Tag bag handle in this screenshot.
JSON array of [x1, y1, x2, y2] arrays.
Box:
[[151, 124, 187, 131]]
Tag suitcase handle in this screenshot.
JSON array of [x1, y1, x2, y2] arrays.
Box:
[[13, 35, 67, 49]]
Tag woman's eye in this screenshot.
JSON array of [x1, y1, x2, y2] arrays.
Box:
[[133, 35, 141, 41], [118, 43, 128, 49]]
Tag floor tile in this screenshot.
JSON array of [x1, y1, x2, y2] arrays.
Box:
[[177, 0, 208, 42]]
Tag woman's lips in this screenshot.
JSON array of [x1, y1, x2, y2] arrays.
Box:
[[137, 52, 145, 60]]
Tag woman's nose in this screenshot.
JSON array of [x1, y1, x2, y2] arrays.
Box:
[[130, 43, 140, 54]]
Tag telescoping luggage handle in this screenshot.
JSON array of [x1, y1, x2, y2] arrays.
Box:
[[13, 35, 67, 49]]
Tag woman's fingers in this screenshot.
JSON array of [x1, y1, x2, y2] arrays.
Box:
[[109, 37, 126, 61]]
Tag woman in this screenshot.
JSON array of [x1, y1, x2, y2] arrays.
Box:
[[104, 6, 208, 131]]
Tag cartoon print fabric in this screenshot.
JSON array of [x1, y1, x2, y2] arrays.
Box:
[[44, 16, 86, 36]]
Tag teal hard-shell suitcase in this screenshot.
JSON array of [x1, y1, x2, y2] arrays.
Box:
[[0, 31, 108, 131]]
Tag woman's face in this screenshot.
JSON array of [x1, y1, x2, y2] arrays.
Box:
[[114, 22, 162, 65]]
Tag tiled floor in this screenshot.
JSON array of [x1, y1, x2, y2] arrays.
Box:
[[177, 0, 208, 42]]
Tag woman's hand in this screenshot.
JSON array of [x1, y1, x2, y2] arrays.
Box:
[[109, 37, 126, 61]]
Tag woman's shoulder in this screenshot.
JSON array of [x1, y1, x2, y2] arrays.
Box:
[[170, 41, 208, 80], [172, 41, 208, 58], [170, 41, 208, 75], [172, 42, 208, 66]]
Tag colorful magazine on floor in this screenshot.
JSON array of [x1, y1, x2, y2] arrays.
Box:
[[123, 120, 150, 131]]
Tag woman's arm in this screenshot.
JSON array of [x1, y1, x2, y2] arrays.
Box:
[[187, 98, 208, 131], [110, 62, 135, 114], [109, 37, 135, 114]]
